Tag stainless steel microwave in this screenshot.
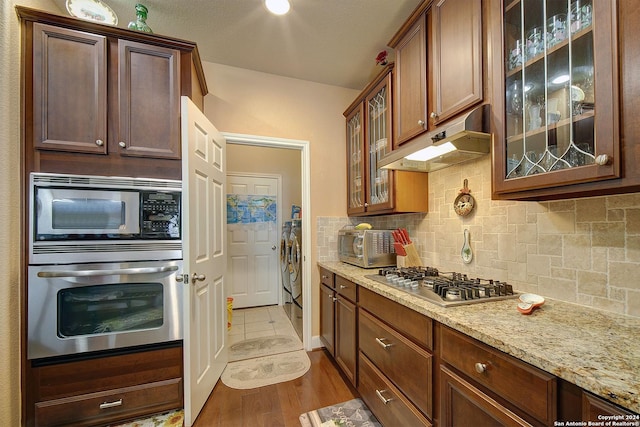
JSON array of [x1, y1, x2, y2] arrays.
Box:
[[29, 172, 182, 264], [338, 229, 397, 268]]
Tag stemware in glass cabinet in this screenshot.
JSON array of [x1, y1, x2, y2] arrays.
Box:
[[368, 86, 389, 206], [504, 0, 595, 180], [347, 109, 363, 211]]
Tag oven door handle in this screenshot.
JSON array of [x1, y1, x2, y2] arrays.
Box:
[[37, 265, 180, 278]]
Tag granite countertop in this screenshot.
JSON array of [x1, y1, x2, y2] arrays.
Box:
[[318, 261, 640, 414]]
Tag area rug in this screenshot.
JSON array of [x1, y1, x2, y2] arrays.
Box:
[[221, 349, 310, 389], [110, 409, 183, 427], [299, 398, 381, 427], [229, 334, 303, 361]]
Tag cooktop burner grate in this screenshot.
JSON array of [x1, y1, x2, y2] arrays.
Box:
[[364, 266, 519, 307]]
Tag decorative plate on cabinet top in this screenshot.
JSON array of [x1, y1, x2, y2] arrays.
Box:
[[66, 0, 118, 25]]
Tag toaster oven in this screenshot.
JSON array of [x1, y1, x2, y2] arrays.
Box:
[[338, 229, 397, 268]]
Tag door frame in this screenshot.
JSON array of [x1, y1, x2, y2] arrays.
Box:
[[226, 171, 283, 308], [222, 132, 311, 351]]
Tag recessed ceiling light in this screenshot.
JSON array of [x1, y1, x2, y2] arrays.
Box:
[[265, 0, 290, 15]]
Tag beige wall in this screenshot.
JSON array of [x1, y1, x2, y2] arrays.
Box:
[[2, 1, 61, 424], [202, 62, 357, 338]]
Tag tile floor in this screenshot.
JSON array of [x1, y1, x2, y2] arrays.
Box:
[[228, 304, 299, 346]]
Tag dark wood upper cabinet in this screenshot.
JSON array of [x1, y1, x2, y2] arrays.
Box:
[[428, 0, 483, 125], [389, 0, 483, 148], [117, 39, 181, 159], [344, 64, 428, 216], [490, 0, 632, 200], [389, 11, 428, 148], [32, 23, 108, 155], [18, 6, 207, 180]]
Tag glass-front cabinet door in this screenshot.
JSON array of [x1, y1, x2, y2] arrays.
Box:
[[346, 102, 366, 215], [364, 71, 394, 213], [497, 0, 618, 195], [345, 68, 393, 215]]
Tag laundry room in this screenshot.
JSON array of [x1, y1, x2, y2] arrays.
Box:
[[226, 142, 303, 342]]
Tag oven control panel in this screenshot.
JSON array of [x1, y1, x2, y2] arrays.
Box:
[[141, 191, 181, 239]]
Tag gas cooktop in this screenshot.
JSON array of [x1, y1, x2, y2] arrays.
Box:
[[365, 266, 519, 307]]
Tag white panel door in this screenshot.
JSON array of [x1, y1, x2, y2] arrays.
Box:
[[227, 173, 280, 308], [181, 96, 227, 427]]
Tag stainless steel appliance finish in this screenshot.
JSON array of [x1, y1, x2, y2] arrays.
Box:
[[365, 266, 519, 307], [378, 104, 491, 173], [338, 229, 397, 268], [29, 172, 182, 264], [28, 259, 183, 360]]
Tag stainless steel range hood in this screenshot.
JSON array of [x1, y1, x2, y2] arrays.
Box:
[[379, 104, 491, 172]]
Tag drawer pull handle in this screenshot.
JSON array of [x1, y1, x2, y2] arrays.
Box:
[[375, 389, 393, 405], [340, 285, 348, 289], [475, 362, 488, 373], [375, 337, 393, 349], [99, 399, 123, 409]]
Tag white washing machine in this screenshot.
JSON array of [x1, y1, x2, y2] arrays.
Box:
[[289, 219, 302, 309], [280, 221, 292, 302]]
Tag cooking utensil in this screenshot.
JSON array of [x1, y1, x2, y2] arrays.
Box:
[[454, 179, 475, 216], [461, 229, 473, 263]]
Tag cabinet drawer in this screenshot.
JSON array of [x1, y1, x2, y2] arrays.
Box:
[[336, 275, 357, 302], [320, 267, 335, 289], [360, 287, 432, 350], [34, 377, 182, 427], [359, 310, 432, 418], [358, 352, 432, 427], [440, 365, 532, 427], [440, 325, 556, 425]]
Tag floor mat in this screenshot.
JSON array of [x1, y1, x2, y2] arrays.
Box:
[[109, 409, 183, 427], [299, 398, 381, 427], [221, 349, 310, 389], [228, 334, 303, 361]]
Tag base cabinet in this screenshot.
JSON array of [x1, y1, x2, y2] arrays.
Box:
[[439, 324, 556, 426], [440, 365, 531, 427], [319, 268, 336, 356], [27, 345, 183, 427], [359, 353, 432, 427]]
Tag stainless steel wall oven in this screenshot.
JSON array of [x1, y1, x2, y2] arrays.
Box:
[[27, 173, 184, 360], [28, 260, 183, 360]]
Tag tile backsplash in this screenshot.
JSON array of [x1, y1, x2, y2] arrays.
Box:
[[317, 156, 640, 318]]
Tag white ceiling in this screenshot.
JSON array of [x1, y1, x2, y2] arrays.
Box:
[[51, 0, 423, 90]]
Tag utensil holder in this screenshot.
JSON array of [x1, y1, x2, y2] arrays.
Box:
[[399, 243, 422, 267]]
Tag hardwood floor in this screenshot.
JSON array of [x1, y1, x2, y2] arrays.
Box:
[[192, 349, 358, 427]]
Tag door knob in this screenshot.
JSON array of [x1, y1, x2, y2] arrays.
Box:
[[191, 273, 206, 284], [272, 245, 277, 250]]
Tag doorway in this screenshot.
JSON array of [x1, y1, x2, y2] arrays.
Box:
[[223, 133, 311, 351]]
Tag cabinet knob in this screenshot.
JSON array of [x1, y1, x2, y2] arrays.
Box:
[[95, 139, 104, 146], [430, 112, 438, 120], [418, 120, 425, 126], [118, 141, 126, 148], [475, 362, 488, 373], [595, 154, 610, 165]]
